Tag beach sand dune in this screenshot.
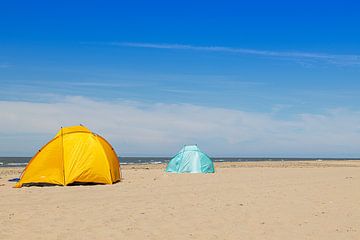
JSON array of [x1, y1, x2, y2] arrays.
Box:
[[1, 161, 360, 239]]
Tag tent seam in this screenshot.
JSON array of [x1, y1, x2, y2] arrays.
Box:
[[94, 135, 113, 184]]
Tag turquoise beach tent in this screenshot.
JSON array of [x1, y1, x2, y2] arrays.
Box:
[[166, 145, 215, 173]]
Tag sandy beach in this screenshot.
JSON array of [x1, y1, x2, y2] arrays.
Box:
[[1, 161, 360, 240]]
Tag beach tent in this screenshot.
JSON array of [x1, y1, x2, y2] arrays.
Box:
[[166, 145, 215, 173], [15, 125, 121, 187]]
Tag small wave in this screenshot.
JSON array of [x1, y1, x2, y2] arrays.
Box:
[[121, 162, 146, 165], [150, 161, 163, 164], [7, 163, 27, 166], [121, 161, 164, 165]]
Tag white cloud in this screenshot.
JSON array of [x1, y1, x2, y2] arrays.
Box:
[[0, 96, 359, 157], [103, 42, 360, 66]]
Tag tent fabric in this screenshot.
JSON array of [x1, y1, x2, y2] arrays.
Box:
[[166, 145, 215, 173], [15, 125, 121, 187]]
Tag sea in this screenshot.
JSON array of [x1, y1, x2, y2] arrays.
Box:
[[0, 157, 358, 168]]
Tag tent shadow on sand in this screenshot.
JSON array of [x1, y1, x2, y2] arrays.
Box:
[[20, 180, 122, 187]]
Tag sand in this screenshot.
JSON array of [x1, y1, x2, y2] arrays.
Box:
[[1, 161, 360, 240]]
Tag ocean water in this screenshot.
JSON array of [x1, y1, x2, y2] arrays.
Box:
[[0, 156, 358, 168]]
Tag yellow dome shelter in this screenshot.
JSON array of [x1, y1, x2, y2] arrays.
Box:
[[15, 125, 121, 187]]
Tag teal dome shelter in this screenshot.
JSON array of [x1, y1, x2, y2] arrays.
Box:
[[166, 145, 215, 173]]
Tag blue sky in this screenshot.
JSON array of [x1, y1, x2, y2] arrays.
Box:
[[1, 1, 360, 157]]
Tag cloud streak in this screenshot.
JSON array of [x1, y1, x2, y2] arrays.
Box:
[[0, 63, 11, 68], [102, 42, 360, 66], [0, 96, 360, 157]]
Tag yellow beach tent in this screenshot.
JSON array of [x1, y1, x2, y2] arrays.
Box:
[[15, 125, 121, 187]]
